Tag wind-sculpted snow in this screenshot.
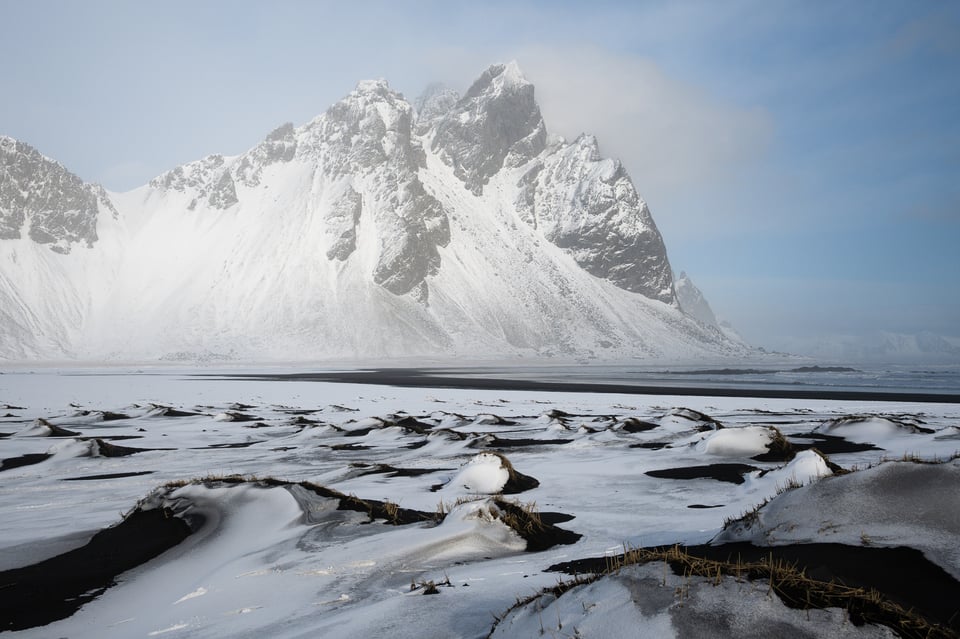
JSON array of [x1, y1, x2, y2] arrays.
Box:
[[714, 457, 960, 581], [1, 371, 959, 637]]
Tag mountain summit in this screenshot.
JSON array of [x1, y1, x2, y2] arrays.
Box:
[[0, 63, 747, 362]]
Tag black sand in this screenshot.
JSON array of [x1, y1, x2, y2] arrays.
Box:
[[0, 507, 195, 631], [197, 369, 960, 403], [646, 463, 760, 484]]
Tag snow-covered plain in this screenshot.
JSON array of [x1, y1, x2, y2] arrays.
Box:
[[1, 368, 958, 638]]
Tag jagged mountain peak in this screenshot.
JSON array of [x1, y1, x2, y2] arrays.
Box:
[[265, 122, 295, 142], [353, 78, 392, 95], [464, 60, 531, 98], [430, 61, 546, 195]]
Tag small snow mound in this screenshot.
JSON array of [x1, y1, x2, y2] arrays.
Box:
[[934, 426, 960, 441], [659, 408, 723, 433], [744, 450, 834, 496], [14, 419, 78, 437], [817, 415, 927, 438], [212, 411, 258, 423], [46, 438, 98, 459], [697, 426, 776, 457], [448, 452, 510, 494]]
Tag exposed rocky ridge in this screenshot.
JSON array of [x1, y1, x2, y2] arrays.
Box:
[[147, 79, 450, 297], [0, 136, 115, 254], [429, 62, 547, 196], [515, 134, 675, 303], [675, 271, 719, 327], [0, 63, 748, 361], [420, 64, 674, 304]]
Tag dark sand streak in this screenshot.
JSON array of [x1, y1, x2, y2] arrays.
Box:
[[196, 369, 960, 404]]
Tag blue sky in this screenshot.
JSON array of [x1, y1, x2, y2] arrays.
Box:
[[2, 0, 958, 352]]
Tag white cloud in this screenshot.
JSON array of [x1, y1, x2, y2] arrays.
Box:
[[97, 160, 155, 191], [514, 46, 773, 204]]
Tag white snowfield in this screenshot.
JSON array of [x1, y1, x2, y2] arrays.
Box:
[[0, 63, 743, 362], [0, 369, 958, 638]]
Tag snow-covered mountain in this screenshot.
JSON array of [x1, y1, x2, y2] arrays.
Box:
[[0, 62, 749, 362]]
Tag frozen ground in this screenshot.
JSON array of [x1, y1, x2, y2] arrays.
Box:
[[0, 368, 958, 638]]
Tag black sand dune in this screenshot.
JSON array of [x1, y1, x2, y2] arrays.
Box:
[[481, 436, 574, 448], [0, 507, 195, 631], [620, 417, 659, 432], [356, 463, 455, 478], [62, 471, 155, 481], [0, 453, 51, 472], [646, 463, 760, 484], [790, 433, 883, 454]]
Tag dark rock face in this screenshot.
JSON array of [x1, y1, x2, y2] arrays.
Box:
[[302, 80, 451, 295], [235, 123, 298, 187], [430, 62, 547, 195], [324, 185, 362, 261], [423, 63, 674, 305], [0, 137, 108, 253], [151, 154, 232, 211], [515, 135, 675, 303]]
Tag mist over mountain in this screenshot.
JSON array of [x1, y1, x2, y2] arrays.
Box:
[[777, 332, 960, 365], [0, 63, 748, 363]]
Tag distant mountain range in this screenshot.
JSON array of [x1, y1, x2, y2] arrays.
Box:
[[777, 332, 960, 364], [0, 62, 749, 362]]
